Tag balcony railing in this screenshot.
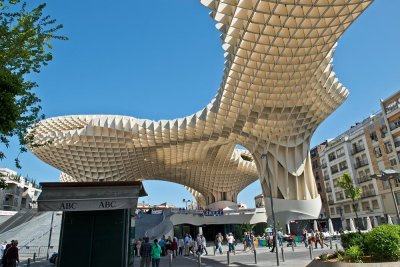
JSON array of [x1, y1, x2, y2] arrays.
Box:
[[328, 155, 337, 162], [3, 200, 14, 206], [361, 190, 377, 198], [357, 176, 372, 184], [336, 196, 345, 201], [331, 168, 339, 174], [354, 159, 369, 169], [351, 144, 365, 155]]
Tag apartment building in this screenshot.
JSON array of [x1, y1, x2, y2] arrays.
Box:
[[310, 141, 329, 217], [0, 168, 42, 211], [312, 90, 400, 230]]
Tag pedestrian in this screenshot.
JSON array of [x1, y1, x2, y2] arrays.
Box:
[[184, 234, 190, 256], [151, 239, 161, 267], [201, 235, 208, 255], [178, 236, 184, 256], [140, 237, 152, 267], [226, 233, 235, 255], [278, 229, 283, 247], [215, 233, 223, 254], [302, 229, 308, 248], [5, 240, 19, 267], [171, 237, 178, 257], [159, 236, 166, 256], [270, 232, 276, 253], [136, 238, 142, 257], [1, 240, 12, 267]]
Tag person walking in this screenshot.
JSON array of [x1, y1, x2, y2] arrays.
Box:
[[151, 239, 161, 267], [215, 233, 223, 254], [5, 240, 19, 267], [270, 232, 276, 253], [226, 233, 235, 255], [178, 236, 184, 256], [277, 229, 283, 247], [1, 240, 11, 267], [302, 229, 308, 248], [140, 237, 152, 267]]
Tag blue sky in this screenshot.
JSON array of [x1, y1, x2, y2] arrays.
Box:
[[1, 0, 399, 208]]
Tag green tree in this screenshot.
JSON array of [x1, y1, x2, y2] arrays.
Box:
[[337, 173, 362, 230], [0, 0, 67, 185]]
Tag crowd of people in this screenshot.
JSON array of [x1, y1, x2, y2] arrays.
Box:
[[1, 240, 19, 267]]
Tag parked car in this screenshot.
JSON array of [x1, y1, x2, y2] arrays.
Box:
[[49, 252, 58, 265]]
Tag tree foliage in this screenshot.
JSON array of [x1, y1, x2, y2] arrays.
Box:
[[338, 173, 362, 229], [0, 0, 67, 187], [0, 0, 66, 167]]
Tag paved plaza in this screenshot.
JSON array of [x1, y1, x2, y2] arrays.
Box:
[[18, 241, 342, 267]]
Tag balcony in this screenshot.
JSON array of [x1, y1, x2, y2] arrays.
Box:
[[326, 187, 332, 192], [336, 196, 345, 201], [361, 190, 377, 198], [328, 155, 337, 162], [328, 200, 334, 205], [394, 140, 400, 148], [354, 159, 369, 169], [331, 168, 339, 174], [321, 163, 327, 169], [351, 144, 365, 155], [356, 176, 372, 184], [324, 175, 330, 181], [389, 122, 400, 131]]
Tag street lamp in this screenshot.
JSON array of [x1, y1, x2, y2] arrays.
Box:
[[371, 169, 400, 224], [183, 198, 191, 210], [261, 153, 279, 266]]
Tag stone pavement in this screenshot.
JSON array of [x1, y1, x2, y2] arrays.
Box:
[[18, 241, 342, 266]]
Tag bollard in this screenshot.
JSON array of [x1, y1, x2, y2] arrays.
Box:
[[281, 247, 285, 262], [33, 252, 36, 262], [254, 249, 257, 264], [309, 246, 313, 260], [198, 254, 201, 267], [335, 243, 338, 252], [214, 245, 216, 256], [38, 247, 41, 257], [27, 258, 31, 267], [169, 253, 173, 267], [330, 238, 333, 249], [227, 251, 230, 266], [291, 242, 294, 252]]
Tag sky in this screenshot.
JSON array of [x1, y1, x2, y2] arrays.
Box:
[[1, 0, 399, 208]]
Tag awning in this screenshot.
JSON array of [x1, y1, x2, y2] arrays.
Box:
[[38, 181, 147, 212]]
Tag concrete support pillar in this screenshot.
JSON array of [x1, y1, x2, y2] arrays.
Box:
[[198, 226, 203, 235]]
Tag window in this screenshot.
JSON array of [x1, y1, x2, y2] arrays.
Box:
[[390, 158, 397, 166], [385, 142, 393, 154], [344, 205, 351, 213], [333, 179, 338, 187], [353, 203, 359, 212], [336, 147, 345, 158], [328, 152, 336, 162], [331, 165, 339, 174], [339, 161, 348, 171], [336, 207, 342, 216], [330, 207, 335, 215], [370, 131, 378, 142], [362, 201, 370, 211], [374, 146, 382, 158], [372, 199, 379, 210], [396, 192, 400, 204]]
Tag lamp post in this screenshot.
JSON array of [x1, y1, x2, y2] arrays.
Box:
[[183, 198, 191, 210], [371, 169, 400, 224], [261, 153, 279, 266]]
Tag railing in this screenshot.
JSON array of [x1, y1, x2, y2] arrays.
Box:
[[354, 159, 369, 169], [18, 246, 58, 258], [361, 190, 377, 198], [351, 145, 365, 155], [331, 168, 339, 174], [390, 122, 400, 131], [2, 200, 15, 206], [356, 176, 372, 184]]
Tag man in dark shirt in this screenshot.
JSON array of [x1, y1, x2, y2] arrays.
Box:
[[6, 240, 19, 267], [139, 237, 152, 267]]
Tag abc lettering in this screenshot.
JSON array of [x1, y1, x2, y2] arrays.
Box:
[[99, 201, 116, 209], [59, 202, 77, 210]]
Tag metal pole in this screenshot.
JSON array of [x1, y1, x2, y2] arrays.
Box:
[[227, 251, 230, 266], [291, 242, 294, 252], [169, 253, 173, 267], [254, 249, 257, 264], [46, 212, 54, 260], [335, 243, 338, 252], [263, 155, 280, 266], [389, 178, 400, 223], [198, 254, 201, 267], [281, 247, 285, 262], [33, 252, 36, 262], [329, 237, 332, 249], [309, 246, 312, 260]]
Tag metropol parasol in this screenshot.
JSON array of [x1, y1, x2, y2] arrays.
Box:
[[28, 0, 373, 223]]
